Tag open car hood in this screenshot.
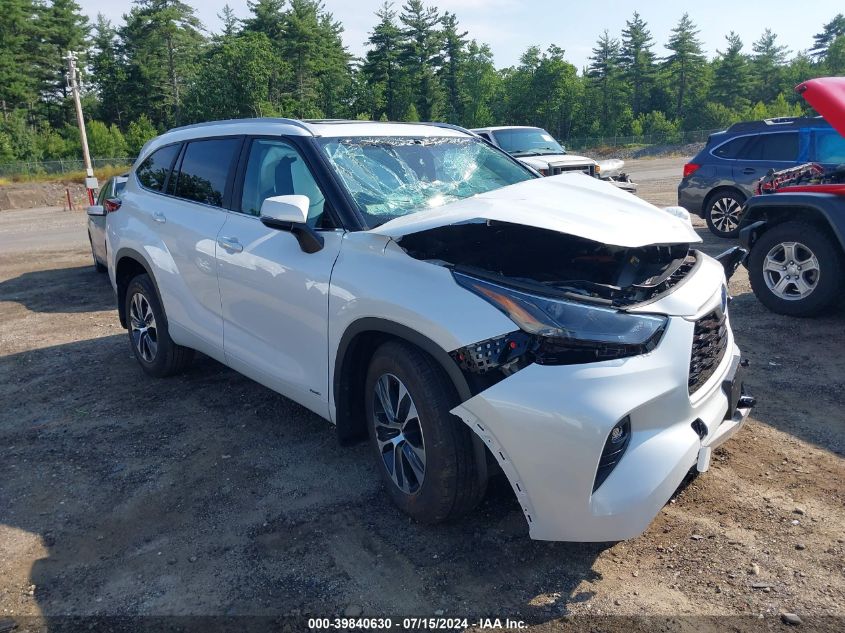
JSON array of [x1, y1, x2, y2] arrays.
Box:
[[797, 77, 845, 138], [368, 173, 700, 248]]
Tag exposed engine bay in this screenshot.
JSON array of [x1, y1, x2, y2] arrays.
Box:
[[757, 161, 845, 193], [396, 220, 696, 307]]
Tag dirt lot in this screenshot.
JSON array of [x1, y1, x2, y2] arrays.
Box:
[[1, 158, 843, 631]]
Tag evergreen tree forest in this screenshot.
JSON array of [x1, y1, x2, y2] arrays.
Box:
[[1, 0, 844, 163]]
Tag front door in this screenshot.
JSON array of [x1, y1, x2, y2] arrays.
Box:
[[215, 137, 344, 417]]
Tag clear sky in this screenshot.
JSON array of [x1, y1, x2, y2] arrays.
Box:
[[78, 0, 843, 70]]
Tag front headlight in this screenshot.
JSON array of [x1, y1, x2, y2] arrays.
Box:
[[453, 271, 667, 365]]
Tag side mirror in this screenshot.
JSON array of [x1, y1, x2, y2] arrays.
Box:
[[259, 194, 324, 254], [87, 205, 105, 217]]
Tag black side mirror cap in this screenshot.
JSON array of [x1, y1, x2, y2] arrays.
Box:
[[260, 217, 325, 254]]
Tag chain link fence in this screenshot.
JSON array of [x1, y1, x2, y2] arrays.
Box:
[[563, 129, 720, 152], [0, 157, 135, 178]]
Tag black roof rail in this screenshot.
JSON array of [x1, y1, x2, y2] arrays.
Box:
[[726, 116, 830, 133], [166, 117, 314, 135]]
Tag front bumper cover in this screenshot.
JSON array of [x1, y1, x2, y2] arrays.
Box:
[[451, 302, 753, 542]]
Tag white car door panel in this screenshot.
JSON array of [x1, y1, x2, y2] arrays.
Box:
[[216, 217, 343, 417], [146, 137, 242, 358], [216, 137, 342, 417]]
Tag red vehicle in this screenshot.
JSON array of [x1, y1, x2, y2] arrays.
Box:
[[740, 77, 845, 316]]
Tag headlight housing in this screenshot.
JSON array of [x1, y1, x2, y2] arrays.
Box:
[[453, 271, 667, 366]]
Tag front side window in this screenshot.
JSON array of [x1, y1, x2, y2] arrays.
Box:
[[172, 138, 240, 207], [136, 144, 180, 192], [491, 128, 565, 156], [318, 136, 535, 228], [239, 139, 327, 227], [815, 130, 845, 164]]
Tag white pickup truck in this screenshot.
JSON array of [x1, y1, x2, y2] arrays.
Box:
[[471, 126, 636, 193]]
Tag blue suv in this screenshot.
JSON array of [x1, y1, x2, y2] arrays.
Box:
[[678, 117, 845, 237]]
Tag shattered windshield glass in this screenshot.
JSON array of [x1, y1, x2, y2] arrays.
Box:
[[318, 136, 535, 227], [492, 128, 565, 156]]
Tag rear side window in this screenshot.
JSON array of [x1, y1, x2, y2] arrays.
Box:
[[815, 131, 845, 164], [739, 133, 799, 161], [712, 137, 748, 159], [172, 138, 241, 207], [136, 144, 180, 192]]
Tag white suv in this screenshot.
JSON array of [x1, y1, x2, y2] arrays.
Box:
[[107, 118, 753, 541]]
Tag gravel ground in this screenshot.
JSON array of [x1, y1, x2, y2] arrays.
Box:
[[0, 160, 843, 631]]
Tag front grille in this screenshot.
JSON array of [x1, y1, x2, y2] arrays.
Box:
[[550, 164, 595, 177], [688, 308, 729, 394]]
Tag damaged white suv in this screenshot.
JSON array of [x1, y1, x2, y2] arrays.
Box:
[[108, 119, 754, 541]]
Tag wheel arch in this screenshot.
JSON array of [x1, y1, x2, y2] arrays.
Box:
[[114, 248, 163, 329], [740, 195, 845, 255], [332, 318, 473, 445], [705, 185, 747, 208]]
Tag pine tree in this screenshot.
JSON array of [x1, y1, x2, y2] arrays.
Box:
[[620, 12, 656, 117], [0, 0, 38, 116], [750, 29, 790, 104], [663, 13, 706, 121], [218, 4, 239, 38], [89, 14, 127, 126], [398, 0, 443, 121], [587, 31, 627, 134], [439, 12, 467, 123], [711, 32, 749, 110], [810, 14, 845, 60], [120, 0, 205, 127], [363, 2, 403, 120], [243, 0, 286, 41], [35, 0, 90, 124]]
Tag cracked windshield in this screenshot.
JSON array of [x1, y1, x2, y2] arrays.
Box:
[[319, 136, 534, 227]]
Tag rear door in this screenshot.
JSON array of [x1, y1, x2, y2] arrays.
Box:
[[215, 137, 344, 417], [144, 136, 242, 358], [89, 179, 112, 261], [730, 132, 800, 196]]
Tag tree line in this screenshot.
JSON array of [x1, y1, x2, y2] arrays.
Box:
[[1, 0, 844, 164]]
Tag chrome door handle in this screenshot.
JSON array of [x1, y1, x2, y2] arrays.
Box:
[[153, 211, 166, 223], [217, 236, 243, 253]]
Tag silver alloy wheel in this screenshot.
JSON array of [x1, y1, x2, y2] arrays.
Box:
[[372, 373, 426, 494], [129, 292, 158, 362], [709, 196, 743, 233], [762, 241, 820, 301]]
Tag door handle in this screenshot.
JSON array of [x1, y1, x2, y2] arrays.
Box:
[[153, 211, 166, 223], [217, 236, 243, 253], [742, 168, 756, 174]]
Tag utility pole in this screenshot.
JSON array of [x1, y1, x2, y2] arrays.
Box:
[[66, 51, 97, 206]]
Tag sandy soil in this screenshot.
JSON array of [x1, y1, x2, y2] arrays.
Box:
[[1, 160, 843, 631]]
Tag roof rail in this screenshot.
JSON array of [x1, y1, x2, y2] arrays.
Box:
[[166, 117, 314, 135], [726, 116, 829, 133]]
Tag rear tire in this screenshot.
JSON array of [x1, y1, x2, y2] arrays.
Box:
[[705, 189, 746, 238], [125, 273, 194, 376], [364, 340, 486, 524], [748, 221, 843, 317]]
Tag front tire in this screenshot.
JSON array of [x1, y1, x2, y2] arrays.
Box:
[[748, 221, 843, 317], [705, 189, 746, 238], [125, 273, 194, 376], [364, 340, 486, 524]]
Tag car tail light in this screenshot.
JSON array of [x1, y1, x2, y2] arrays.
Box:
[[683, 163, 701, 178], [104, 198, 122, 213]]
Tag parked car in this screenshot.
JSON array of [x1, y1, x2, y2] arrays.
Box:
[[87, 174, 127, 272], [471, 125, 636, 192], [108, 118, 753, 541], [679, 116, 843, 238], [740, 77, 845, 317]]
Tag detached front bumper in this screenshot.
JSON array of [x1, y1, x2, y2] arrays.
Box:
[[451, 301, 753, 542]]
